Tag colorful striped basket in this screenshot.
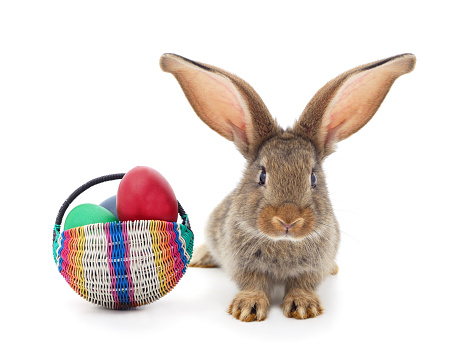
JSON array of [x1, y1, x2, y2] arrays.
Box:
[[52, 173, 194, 309]]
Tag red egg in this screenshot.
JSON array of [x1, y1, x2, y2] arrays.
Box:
[[117, 166, 178, 222]]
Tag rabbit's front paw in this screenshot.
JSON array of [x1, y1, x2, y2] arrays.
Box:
[[228, 290, 269, 322], [282, 289, 323, 319]]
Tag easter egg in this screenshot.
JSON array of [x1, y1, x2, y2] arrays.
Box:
[[116, 166, 178, 222], [99, 195, 118, 219], [64, 203, 119, 230]]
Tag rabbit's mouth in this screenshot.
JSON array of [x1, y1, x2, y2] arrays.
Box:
[[257, 204, 315, 240]]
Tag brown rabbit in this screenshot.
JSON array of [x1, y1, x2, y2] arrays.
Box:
[[160, 53, 416, 321]]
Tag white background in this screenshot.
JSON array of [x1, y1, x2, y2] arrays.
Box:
[[1, 1, 475, 363]]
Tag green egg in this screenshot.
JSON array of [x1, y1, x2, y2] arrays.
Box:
[[64, 203, 119, 230]]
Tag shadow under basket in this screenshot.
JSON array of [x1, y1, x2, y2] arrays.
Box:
[[52, 173, 194, 309]]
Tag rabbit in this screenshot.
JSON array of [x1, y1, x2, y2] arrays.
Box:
[[160, 52, 416, 321]]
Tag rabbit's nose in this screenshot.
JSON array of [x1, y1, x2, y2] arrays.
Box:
[[277, 218, 303, 232], [258, 203, 315, 239]]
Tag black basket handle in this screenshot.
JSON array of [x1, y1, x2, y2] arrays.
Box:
[[53, 173, 191, 245]]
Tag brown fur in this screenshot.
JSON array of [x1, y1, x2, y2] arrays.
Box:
[[282, 288, 324, 319], [188, 244, 219, 268], [228, 289, 270, 322], [257, 203, 315, 239], [161, 53, 416, 321]]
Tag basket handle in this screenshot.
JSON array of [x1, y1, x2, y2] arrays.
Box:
[[53, 173, 191, 245]]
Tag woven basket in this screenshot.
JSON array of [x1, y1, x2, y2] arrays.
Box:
[[52, 173, 194, 309]]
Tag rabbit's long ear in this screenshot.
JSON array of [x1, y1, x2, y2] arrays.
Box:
[[160, 54, 279, 159], [294, 54, 416, 159]]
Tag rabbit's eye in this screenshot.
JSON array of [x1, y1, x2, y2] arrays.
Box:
[[259, 169, 266, 185], [311, 172, 317, 188]]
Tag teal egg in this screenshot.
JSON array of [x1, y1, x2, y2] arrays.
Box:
[[64, 203, 119, 230]]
